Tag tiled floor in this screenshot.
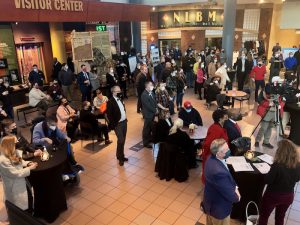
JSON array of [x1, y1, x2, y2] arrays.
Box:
[[0, 87, 299, 225]]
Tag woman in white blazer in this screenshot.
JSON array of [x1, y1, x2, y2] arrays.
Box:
[[0, 136, 37, 210]]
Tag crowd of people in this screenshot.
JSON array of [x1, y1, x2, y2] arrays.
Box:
[[0, 42, 299, 225]]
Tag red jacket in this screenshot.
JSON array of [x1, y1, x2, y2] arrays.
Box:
[[202, 123, 229, 184], [257, 97, 285, 118], [250, 65, 266, 81]]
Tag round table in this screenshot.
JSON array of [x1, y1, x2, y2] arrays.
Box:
[[228, 151, 266, 221], [28, 142, 68, 223], [223, 90, 247, 109], [285, 103, 300, 145]]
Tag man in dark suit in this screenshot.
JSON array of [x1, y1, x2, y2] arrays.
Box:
[[234, 53, 252, 90], [106, 85, 128, 166], [77, 64, 92, 102], [52, 57, 62, 81], [141, 81, 157, 148], [223, 113, 242, 155], [106, 66, 118, 98], [203, 139, 240, 225], [136, 64, 148, 113]]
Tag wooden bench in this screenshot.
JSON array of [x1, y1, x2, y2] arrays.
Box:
[[16, 102, 59, 124]]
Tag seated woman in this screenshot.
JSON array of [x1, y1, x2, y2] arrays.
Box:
[[93, 89, 108, 118], [166, 118, 197, 169], [56, 98, 79, 141], [205, 76, 226, 109], [47, 80, 63, 101], [0, 136, 37, 211], [80, 101, 112, 144], [1, 119, 42, 160]]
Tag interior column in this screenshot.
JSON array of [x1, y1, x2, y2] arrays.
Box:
[[222, 0, 237, 67]]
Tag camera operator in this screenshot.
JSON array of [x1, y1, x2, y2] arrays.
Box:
[[255, 83, 284, 149]]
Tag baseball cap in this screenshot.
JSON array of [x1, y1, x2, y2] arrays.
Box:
[[183, 101, 192, 109]]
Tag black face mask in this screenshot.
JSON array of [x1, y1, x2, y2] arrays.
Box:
[[63, 103, 69, 107], [11, 128, 17, 135], [116, 93, 123, 99], [87, 106, 92, 111]]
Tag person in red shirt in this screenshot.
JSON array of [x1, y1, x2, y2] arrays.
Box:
[[250, 59, 267, 102], [201, 109, 229, 184]]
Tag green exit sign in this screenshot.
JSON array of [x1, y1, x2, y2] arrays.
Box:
[[96, 25, 107, 31]]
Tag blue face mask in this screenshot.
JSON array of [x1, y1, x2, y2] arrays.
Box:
[[185, 108, 192, 113], [224, 149, 231, 159]]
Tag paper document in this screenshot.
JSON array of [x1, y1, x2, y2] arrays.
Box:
[[232, 163, 254, 172], [257, 154, 274, 164], [226, 156, 247, 164], [253, 163, 271, 174]]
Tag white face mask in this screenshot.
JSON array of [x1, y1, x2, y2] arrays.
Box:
[[33, 68, 38, 72], [275, 54, 279, 58], [64, 66, 68, 71], [110, 69, 114, 74], [160, 86, 165, 91], [49, 125, 56, 131], [214, 60, 217, 63], [224, 64, 227, 68], [4, 83, 9, 87], [149, 86, 154, 91]]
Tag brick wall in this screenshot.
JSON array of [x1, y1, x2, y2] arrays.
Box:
[[181, 30, 205, 53]]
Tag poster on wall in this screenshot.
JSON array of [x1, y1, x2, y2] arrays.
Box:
[[282, 48, 298, 60], [150, 48, 160, 67], [72, 36, 93, 61], [0, 59, 8, 68]]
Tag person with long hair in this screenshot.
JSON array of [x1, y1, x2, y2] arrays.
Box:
[[0, 136, 37, 210], [258, 139, 300, 225], [166, 118, 197, 168]]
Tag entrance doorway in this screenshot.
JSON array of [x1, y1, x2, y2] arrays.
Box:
[[16, 43, 46, 84], [159, 39, 181, 55], [205, 38, 222, 50]]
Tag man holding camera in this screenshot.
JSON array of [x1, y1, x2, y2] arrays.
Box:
[[255, 84, 284, 149]]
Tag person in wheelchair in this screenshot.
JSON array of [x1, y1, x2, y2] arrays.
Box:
[[1, 119, 43, 160], [205, 76, 226, 109], [32, 115, 84, 177]]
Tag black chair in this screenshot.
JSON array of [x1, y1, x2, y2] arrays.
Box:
[[5, 200, 46, 225], [79, 121, 98, 151], [235, 88, 251, 110]]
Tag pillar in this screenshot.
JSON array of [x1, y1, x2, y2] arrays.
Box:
[[222, 0, 237, 67], [49, 23, 67, 64], [129, 0, 143, 53]]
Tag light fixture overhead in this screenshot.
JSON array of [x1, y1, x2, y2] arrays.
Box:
[[259, 0, 264, 3], [152, 6, 156, 11]]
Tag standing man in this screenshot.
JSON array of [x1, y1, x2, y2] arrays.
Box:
[[28, 64, 45, 87], [141, 81, 157, 148], [284, 52, 297, 72], [52, 57, 62, 81], [77, 64, 92, 102], [250, 58, 267, 102], [202, 139, 240, 225], [58, 63, 74, 102], [136, 64, 148, 113], [234, 53, 252, 91], [107, 86, 128, 166], [184, 53, 196, 88]]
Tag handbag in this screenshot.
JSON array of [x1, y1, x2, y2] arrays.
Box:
[[246, 201, 259, 225]]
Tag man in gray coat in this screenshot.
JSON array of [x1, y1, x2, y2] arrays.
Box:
[[141, 81, 157, 148]]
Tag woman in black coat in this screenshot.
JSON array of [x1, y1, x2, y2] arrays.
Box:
[[166, 118, 197, 168]]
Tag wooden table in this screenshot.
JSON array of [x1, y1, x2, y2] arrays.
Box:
[[222, 90, 247, 110]]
